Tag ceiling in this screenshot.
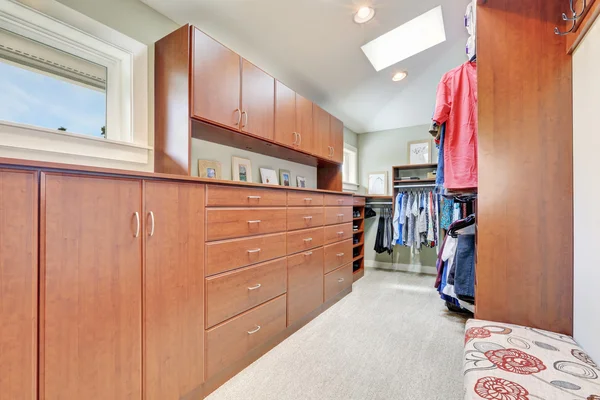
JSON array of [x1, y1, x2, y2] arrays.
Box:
[[142, 0, 471, 133]]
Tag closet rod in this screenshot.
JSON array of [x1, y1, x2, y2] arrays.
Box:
[[366, 202, 393, 205], [394, 183, 436, 189]]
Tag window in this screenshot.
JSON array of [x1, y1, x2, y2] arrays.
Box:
[[343, 144, 358, 189]]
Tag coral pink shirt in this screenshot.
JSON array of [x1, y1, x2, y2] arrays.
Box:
[[433, 61, 478, 190]]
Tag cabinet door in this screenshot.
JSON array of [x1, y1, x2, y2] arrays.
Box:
[[241, 59, 275, 140], [274, 80, 296, 147], [192, 28, 241, 129], [287, 248, 324, 326], [313, 104, 331, 159], [0, 170, 37, 400], [329, 115, 344, 164], [144, 181, 205, 400], [296, 94, 315, 154], [42, 174, 142, 400]]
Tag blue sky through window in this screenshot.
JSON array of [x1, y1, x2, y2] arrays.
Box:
[[0, 61, 106, 137]]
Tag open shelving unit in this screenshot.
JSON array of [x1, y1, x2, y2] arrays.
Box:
[[351, 196, 366, 281]]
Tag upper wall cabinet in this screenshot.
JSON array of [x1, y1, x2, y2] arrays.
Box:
[[274, 81, 315, 154], [314, 104, 331, 160], [296, 93, 315, 154], [241, 59, 275, 140], [329, 116, 344, 164]]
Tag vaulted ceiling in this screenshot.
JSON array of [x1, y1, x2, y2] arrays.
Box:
[[142, 0, 471, 133]]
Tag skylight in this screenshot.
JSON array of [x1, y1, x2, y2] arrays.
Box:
[[361, 6, 446, 72]]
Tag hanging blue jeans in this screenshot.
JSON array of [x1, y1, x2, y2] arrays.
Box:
[[454, 234, 475, 298]]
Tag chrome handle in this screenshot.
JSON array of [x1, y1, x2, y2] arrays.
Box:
[[292, 132, 298, 145], [149, 211, 155, 237], [337, 199, 344, 204], [337, 231, 344, 236], [234, 108, 241, 125], [247, 195, 262, 200], [242, 111, 248, 127], [337, 213, 344, 217], [247, 325, 261, 334], [336, 252, 344, 257], [248, 283, 262, 290], [338, 278, 345, 283], [304, 251, 313, 256], [303, 216, 313, 220], [331, 146, 335, 158], [247, 220, 261, 224], [303, 238, 313, 242], [304, 198, 313, 202], [134, 212, 140, 238], [298, 132, 302, 146], [247, 248, 261, 254]]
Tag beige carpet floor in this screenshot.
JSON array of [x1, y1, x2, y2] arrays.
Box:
[[207, 268, 468, 400]]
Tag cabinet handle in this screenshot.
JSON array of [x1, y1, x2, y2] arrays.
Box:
[[304, 251, 313, 256], [331, 146, 335, 158], [247, 220, 261, 224], [149, 211, 155, 237], [247, 248, 261, 254], [337, 199, 344, 204], [134, 212, 140, 238], [338, 278, 345, 283], [292, 132, 298, 145], [234, 109, 241, 126], [247, 325, 261, 335], [242, 111, 248, 127], [337, 231, 344, 236], [336, 252, 345, 257], [298, 132, 302, 146], [248, 283, 262, 290], [337, 213, 344, 217], [303, 216, 313, 220], [303, 238, 313, 242], [304, 198, 312, 202], [247, 195, 262, 200]]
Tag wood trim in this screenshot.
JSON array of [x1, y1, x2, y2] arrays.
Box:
[[38, 172, 47, 400], [567, 0, 600, 53]]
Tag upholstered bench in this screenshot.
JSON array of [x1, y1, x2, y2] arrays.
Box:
[[464, 319, 600, 400]]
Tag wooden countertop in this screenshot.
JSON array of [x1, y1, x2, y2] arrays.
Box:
[[0, 157, 352, 195]]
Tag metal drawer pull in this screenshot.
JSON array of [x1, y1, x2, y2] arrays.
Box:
[[247, 196, 262, 199], [247, 325, 261, 334], [337, 231, 344, 236], [247, 248, 261, 254], [338, 278, 345, 283], [337, 199, 344, 203], [303, 216, 313, 220], [293, 132, 298, 145], [248, 284, 262, 290], [304, 251, 313, 256], [303, 238, 313, 242], [134, 212, 140, 238], [242, 111, 248, 127], [234, 108, 241, 125], [304, 198, 312, 201], [149, 211, 155, 237], [247, 220, 261, 224], [337, 214, 344, 217], [336, 252, 345, 257]]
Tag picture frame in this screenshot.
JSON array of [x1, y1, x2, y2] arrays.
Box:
[[197, 160, 221, 180], [296, 176, 306, 188], [279, 169, 291, 187], [368, 171, 388, 195], [260, 168, 279, 185], [232, 156, 253, 182], [407, 139, 433, 165]]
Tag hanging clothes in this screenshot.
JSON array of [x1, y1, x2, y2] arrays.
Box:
[[374, 207, 394, 255], [393, 188, 439, 254]]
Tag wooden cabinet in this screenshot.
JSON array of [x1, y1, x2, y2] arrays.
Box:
[[324, 223, 353, 245], [275, 80, 297, 147], [206, 208, 287, 241], [241, 59, 275, 140], [144, 181, 205, 400], [286, 207, 324, 231], [324, 206, 353, 226], [287, 248, 324, 326], [192, 28, 241, 129], [324, 239, 353, 274], [329, 116, 344, 163], [324, 264, 353, 302], [287, 227, 324, 255], [0, 170, 37, 400], [206, 185, 287, 207], [313, 103, 331, 159], [287, 191, 324, 206], [296, 94, 315, 154], [41, 174, 142, 400]]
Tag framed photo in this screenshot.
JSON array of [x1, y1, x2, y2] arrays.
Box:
[[260, 168, 279, 185], [232, 156, 253, 182], [279, 169, 291, 187], [407, 139, 432, 165], [197, 160, 221, 179], [368, 171, 388, 195], [296, 176, 306, 188]]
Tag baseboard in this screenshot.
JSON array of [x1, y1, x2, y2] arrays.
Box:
[[364, 260, 437, 275]]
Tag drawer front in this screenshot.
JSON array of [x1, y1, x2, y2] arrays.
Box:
[[287, 207, 324, 231], [286, 227, 324, 255], [287, 192, 324, 207], [323, 223, 353, 245], [324, 263, 353, 302], [324, 206, 353, 226], [287, 248, 324, 326], [206, 295, 286, 379], [324, 239, 353, 274], [353, 196, 365, 206], [206, 208, 287, 241], [206, 232, 287, 276], [206, 258, 287, 328], [324, 194, 353, 206], [206, 185, 287, 207]]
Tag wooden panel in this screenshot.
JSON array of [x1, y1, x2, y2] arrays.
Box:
[[274, 80, 297, 148], [353, 196, 366, 206], [286, 227, 324, 255], [567, 0, 599, 53], [323, 239, 353, 274], [206, 185, 287, 207], [317, 163, 343, 191], [286, 207, 324, 231], [477, 1, 573, 334], [205, 295, 286, 379], [0, 170, 37, 400], [206, 208, 287, 241], [329, 116, 344, 164], [324, 263, 353, 302], [154, 24, 191, 175], [206, 258, 287, 328], [192, 28, 241, 129], [287, 248, 324, 326], [325, 194, 354, 206], [241, 59, 275, 140], [41, 173, 142, 400], [295, 94, 314, 154], [287, 191, 324, 206], [206, 232, 287, 276], [324, 206, 353, 226], [323, 223, 353, 245], [144, 181, 205, 400], [313, 104, 331, 159]]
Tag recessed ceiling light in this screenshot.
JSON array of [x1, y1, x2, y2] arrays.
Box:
[[361, 6, 446, 71], [392, 71, 408, 82], [354, 6, 375, 24]]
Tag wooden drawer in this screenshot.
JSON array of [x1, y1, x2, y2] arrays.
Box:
[[323, 223, 353, 245], [287, 191, 324, 207], [287, 227, 324, 255], [353, 196, 365, 206], [206, 208, 287, 241], [324, 239, 353, 274], [206, 232, 286, 276], [324, 263, 353, 302], [206, 185, 287, 207], [206, 295, 286, 379], [287, 207, 324, 231], [206, 258, 287, 328], [324, 206, 353, 226], [287, 248, 324, 326], [324, 194, 353, 206]]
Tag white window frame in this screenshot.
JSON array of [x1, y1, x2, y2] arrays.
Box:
[[343, 143, 359, 192], [0, 0, 150, 165]]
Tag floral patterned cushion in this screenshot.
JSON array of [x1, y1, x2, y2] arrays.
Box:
[[464, 319, 600, 400]]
